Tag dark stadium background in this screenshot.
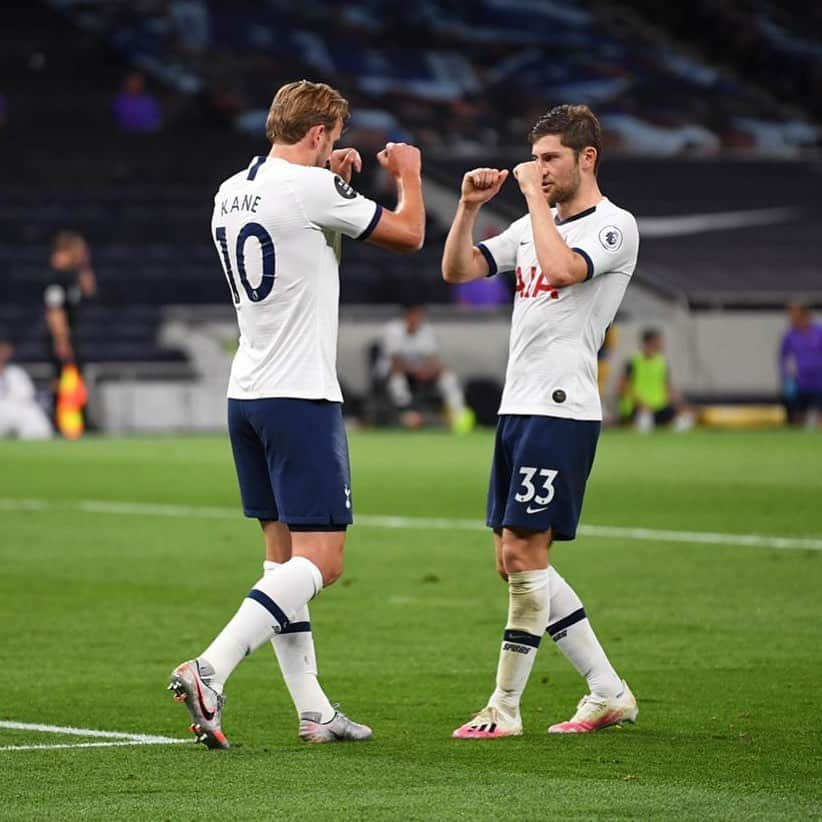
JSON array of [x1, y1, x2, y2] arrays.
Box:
[[1, 0, 820, 432], [1, 4, 821, 819]]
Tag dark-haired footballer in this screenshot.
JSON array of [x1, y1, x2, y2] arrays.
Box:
[[442, 104, 640, 738]]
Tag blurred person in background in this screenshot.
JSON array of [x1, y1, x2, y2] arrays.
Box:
[[780, 303, 822, 428], [619, 328, 695, 432], [45, 231, 96, 435], [0, 338, 53, 440], [377, 304, 474, 432], [113, 72, 162, 133]]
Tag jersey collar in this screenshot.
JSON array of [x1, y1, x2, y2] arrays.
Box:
[[554, 204, 598, 226]]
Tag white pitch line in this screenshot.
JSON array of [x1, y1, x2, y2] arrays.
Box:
[[0, 720, 188, 753], [0, 740, 187, 752], [1, 497, 821, 552]]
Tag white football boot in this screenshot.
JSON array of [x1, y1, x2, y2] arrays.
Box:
[[298, 709, 373, 743], [548, 680, 638, 734], [452, 705, 523, 739]]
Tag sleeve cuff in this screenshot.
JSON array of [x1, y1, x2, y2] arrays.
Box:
[[572, 247, 594, 280], [356, 203, 383, 241], [476, 242, 498, 277]]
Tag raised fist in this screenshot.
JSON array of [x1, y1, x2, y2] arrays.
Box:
[[460, 168, 508, 205], [377, 142, 422, 178]]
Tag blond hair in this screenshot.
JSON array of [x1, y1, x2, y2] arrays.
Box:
[[265, 80, 349, 145]]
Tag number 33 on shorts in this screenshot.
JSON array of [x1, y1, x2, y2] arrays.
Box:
[[514, 466, 558, 513]]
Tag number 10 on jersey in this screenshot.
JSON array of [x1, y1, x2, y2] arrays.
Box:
[[215, 222, 276, 304]]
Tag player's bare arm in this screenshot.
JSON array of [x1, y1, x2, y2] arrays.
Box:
[[442, 167, 508, 283], [46, 306, 74, 363], [513, 160, 588, 288], [366, 142, 425, 252]]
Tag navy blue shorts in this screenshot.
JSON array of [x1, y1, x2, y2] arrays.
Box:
[[228, 398, 353, 530], [486, 415, 600, 540]]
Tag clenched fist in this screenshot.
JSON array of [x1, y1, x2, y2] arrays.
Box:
[[512, 161, 543, 196], [377, 142, 422, 179], [460, 167, 509, 206]]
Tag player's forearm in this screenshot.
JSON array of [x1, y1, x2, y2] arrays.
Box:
[[393, 173, 425, 250], [524, 190, 580, 287], [46, 308, 70, 341], [442, 201, 481, 283]]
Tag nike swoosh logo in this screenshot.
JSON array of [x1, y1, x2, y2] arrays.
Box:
[[637, 207, 800, 238], [526, 506, 549, 514], [193, 673, 215, 721]]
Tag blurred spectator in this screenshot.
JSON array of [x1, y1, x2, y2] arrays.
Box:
[[376, 305, 474, 432], [113, 73, 162, 133], [45, 232, 96, 432], [618, 329, 695, 432], [0, 339, 53, 440], [779, 303, 822, 428]]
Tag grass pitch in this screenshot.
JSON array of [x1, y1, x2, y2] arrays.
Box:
[[0, 430, 820, 820]]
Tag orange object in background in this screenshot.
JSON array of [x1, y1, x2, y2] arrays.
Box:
[[56, 364, 87, 439]]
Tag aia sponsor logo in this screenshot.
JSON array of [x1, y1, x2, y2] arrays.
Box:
[[515, 266, 559, 300]]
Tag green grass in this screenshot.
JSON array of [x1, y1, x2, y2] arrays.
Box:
[[0, 430, 821, 820]]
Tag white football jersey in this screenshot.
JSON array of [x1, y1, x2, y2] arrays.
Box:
[[377, 319, 439, 376], [478, 197, 639, 421], [211, 156, 382, 401]]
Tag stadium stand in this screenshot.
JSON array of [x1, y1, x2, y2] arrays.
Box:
[[38, 0, 820, 157], [1, 1, 820, 421]]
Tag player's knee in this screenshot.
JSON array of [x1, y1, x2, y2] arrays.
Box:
[[501, 543, 529, 573], [319, 554, 344, 587], [501, 530, 545, 573]]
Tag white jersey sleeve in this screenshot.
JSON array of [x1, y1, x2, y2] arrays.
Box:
[[44, 284, 67, 308], [570, 209, 639, 280], [295, 167, 383, 240], [475, 217, 528, 276]]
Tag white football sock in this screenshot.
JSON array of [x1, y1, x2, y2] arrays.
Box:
[[437, 369, 466, 415], [387, 373, 412, 407], [200, 556, 323, 693], [547, 567, 622, 699], [264, 561, 335, 722], [488, 568, 550, 719]]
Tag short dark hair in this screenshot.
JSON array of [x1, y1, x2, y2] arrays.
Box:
[[642, 328, 661, 344], [529, 104, 602, 174], [265, 80, 349, 145], [52, 231, 86, 252]]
